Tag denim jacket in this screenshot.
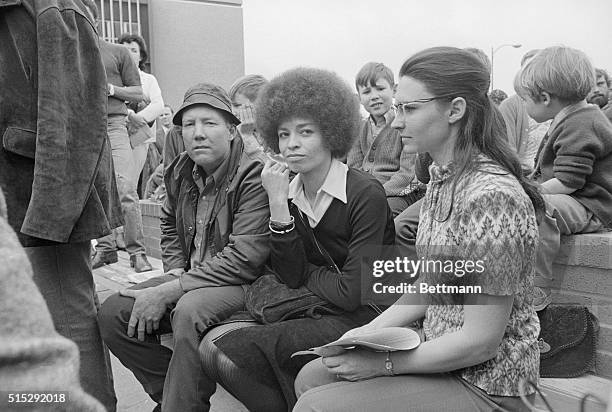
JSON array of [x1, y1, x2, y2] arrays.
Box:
[[0, 0, 122, 247], [161, 136, 270, 291]]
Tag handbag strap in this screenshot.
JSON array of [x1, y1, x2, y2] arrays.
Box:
[[292, 204, 385, 315], [293, 205, 341, 275]]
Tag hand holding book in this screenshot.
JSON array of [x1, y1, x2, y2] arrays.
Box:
[[292, 327, 421, 358]]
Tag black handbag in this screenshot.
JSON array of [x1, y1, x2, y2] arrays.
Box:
[[245, 211, 344, 324], [537, 304, 598, 378], [245, 268, 342, 324]]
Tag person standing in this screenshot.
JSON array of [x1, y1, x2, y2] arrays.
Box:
[[0, 1, 120, 409], [118, 32, 165, 195], [92, 29, 154, 273]]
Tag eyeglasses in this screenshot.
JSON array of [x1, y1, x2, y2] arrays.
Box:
[[393, 93, 457, 117]]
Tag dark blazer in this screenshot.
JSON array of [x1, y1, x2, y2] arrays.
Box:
[[0, 0, 122, 246]]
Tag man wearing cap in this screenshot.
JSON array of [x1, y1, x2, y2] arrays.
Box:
[[98, 83, 270, 412]]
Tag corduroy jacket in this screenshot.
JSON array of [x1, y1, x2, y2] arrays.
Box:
[[161, 136, 270, 291], [0, 0, 122, 246]]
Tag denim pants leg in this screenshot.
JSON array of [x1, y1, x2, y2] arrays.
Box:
[[98, 275, 246, 412], [97, 115, 146, 256], [535, 194, 604, 289], [132, 142, 149, 185], [26, 242, 117, 411]]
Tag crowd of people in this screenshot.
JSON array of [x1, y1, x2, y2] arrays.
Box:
[[2, 1, 612, 412]]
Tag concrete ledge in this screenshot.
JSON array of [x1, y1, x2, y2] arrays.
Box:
[[557, 232, 612, 269], [539, 375, 610, 412]]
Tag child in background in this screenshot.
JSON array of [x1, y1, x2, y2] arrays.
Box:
[[229, 74, 269, 163], [347, 62, 420, 217], [519, 46, 612, 310]]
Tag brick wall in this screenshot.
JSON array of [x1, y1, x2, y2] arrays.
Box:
[[140, 200, 162, 260], [551, 233, 612, 379]]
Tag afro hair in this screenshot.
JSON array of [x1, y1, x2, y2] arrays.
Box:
[[255, 67, 361, 159]]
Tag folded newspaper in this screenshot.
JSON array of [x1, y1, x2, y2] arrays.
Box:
[[291, 327, 421, 357]]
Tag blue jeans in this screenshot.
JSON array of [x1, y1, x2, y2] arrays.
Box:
[[26, 241, 117, 411], [535, 194, 604, 289], [97, 115, 146, 256]]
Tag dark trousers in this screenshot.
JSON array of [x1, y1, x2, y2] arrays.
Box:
[[387, 187, 426, 219], [393, 197, 422, 261], [98, 274, 245, 412], [26, 241, 117, 411]]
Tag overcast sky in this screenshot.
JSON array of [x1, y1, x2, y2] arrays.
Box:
[[242, 0, 612, 96]]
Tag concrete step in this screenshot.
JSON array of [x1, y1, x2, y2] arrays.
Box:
[[537, 375, 611, 412]]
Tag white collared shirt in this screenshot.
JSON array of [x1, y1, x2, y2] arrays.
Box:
[[289, 159, 348, 227]]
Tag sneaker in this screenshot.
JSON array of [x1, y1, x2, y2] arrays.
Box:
[[533, 287, 552, 312]]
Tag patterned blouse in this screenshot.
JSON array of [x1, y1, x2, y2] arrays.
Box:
[[417, 156, 540, 396]]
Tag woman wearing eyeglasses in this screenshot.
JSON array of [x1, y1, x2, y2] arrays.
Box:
[[293, 47, 544, 412]]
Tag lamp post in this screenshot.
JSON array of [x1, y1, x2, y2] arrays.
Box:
[[490, 44, 522, 91]]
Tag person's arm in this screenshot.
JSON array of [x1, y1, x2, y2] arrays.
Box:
[[110, 84, 143, 104], [549, 118, 604, 192], [382, 138, 417, 196], [111, 46, 143, 103], [323, 295, 513, 381], [179, 160, 270, 291], [136, 74, 164, 122], [159, 158, 188, 273]]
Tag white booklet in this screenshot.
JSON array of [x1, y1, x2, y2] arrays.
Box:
[[292, 327, 421, 357]]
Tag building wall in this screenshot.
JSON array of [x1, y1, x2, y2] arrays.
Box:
[[148, 0, 245, 110]]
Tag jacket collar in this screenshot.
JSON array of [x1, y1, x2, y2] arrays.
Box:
[[172, 134, 245, 188]]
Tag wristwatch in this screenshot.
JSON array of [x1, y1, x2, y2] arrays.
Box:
[[385, 351, 394, 376]]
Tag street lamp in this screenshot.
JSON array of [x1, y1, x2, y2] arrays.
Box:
[[490, 44, 522, 91]]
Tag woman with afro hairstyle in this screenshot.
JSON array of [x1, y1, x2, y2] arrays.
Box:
[[198, 67, 395, 411]]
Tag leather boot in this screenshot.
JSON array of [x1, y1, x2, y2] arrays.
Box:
[[130, 254, 153, 273], [92, 250, 118, 269]]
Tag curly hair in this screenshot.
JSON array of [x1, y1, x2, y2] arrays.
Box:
[[489, 89, 508, 105], [255, 67, 361, 158]]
